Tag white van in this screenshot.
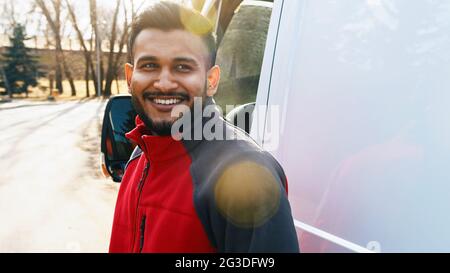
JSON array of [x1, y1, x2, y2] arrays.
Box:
[[102, 0, 450, 252], [237, 0, 450, 253]]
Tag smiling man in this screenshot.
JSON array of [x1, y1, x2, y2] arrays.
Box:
[[127, 8, 218, 136], [109, 1, 299, 253]]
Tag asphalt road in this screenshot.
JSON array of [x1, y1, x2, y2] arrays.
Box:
[[0, 98, 120, 252]]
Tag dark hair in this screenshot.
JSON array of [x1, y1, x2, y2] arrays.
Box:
[[128, 1, 217, 68]]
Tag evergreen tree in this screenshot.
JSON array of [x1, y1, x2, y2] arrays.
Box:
[[0, 24, 43, 97]]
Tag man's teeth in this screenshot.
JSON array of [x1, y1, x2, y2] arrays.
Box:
[[152, 98, 182, 105]]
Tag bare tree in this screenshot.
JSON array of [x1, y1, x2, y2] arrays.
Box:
[[89, 0, 105, 96], [103, 0, 121, 97], [65, 0, 98, 97], [1, 0, 17, 28], [64, 0, 135, 97], [96, 0, 141, 97], [35, 0, 77, 96], [0, 1, 16, 97], [103, 0, 132, 97]]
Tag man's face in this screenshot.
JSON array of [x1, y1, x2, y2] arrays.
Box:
[[126, 29, 219, 135]]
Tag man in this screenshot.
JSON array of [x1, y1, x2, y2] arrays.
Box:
[[109, 1, 299, 253]]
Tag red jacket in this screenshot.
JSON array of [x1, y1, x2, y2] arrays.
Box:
[[109, 114, 299, 253]]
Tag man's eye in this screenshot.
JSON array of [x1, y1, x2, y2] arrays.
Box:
[[175, 64, 191, 72], [142, 63, 158, 69]]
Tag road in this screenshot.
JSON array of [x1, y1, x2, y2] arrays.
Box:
[[0, 98, 120, 252]]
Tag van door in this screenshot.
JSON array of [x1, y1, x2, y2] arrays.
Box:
[[253, 0, 450, 252]]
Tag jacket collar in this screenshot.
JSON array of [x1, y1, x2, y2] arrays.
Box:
[[125, 115, 187, 162]]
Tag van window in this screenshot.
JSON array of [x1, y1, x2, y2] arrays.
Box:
[[215, 0, 273, 113], [268, 0, 450, 252]]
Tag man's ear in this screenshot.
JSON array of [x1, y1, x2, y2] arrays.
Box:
[[125, 63, 134, 94], [206, 65, 220, 97]]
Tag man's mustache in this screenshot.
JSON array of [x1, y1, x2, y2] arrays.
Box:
[[143, 91, 190, 101]]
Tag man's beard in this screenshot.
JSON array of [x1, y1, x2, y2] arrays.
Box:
[[131, 85, 208, 136]]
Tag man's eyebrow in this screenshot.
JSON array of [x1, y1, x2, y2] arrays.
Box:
[[135, 55, 201, 67], [173, 57, 200, 66], [136, 55, 158, 64]]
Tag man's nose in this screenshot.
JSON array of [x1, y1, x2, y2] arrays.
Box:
[[154, 68, 178, 91]]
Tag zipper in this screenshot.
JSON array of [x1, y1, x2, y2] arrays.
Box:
[[139, 215, 146, 253], [130, 161, 150, 252], [138, 162, 150, 192]]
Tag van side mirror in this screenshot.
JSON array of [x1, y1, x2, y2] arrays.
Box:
[[101, 95, 137, 182]]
